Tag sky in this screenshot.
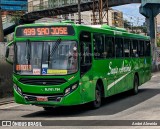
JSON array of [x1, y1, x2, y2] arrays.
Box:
[[113, 4, 145, 26]]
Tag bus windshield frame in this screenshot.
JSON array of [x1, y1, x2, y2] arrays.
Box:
[[14, 40, 78, 75]]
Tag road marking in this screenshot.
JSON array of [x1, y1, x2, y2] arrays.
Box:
[[0, 103, 21, 109]]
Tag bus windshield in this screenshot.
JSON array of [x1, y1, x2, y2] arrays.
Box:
[[14, 40, 78, 75]]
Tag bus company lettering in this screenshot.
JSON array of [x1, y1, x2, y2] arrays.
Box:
[[119, 66, 131, 73], [44, 88, 60, 92], [108, 61, 131, 75]]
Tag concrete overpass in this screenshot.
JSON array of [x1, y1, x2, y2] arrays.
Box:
[[140, 0, 160, 71], [20, 0, 141, 24]]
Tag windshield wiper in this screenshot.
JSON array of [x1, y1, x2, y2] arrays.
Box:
[[50, 38, 61, 57]]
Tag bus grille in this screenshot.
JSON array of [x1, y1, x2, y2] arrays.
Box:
[[19, 78, 66, 85], [23, 94, 63, 102]]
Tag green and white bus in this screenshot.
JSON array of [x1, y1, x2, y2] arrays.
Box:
[[6, 21, 151, 110]]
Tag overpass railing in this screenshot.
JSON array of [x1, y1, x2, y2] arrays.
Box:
[[28, 0, 92, 12]]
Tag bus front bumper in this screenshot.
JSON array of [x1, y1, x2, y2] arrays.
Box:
[[14, 87, 83, 106]]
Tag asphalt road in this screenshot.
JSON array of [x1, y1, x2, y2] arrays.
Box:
[[0, 73, 160, 129]]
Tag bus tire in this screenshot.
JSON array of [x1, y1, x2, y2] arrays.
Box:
[[91, 84, 102, 109], [132, 75, 139, 95], [43, 107, 54, 111]]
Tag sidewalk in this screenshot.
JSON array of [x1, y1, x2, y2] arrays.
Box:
[[152, 71, 160, 77]]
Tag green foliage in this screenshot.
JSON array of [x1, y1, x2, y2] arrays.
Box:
[[10, 11, 23, 24]]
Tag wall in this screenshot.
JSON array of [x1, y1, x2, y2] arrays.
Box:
[[0, 43, 13, 98]]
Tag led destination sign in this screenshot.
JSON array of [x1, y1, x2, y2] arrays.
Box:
[[16, 26, 75, 37]]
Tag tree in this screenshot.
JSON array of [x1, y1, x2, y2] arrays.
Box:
[[123, 20, 131, 29], [10, 11, 24, 24]]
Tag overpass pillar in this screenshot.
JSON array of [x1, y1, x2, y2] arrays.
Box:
[[140, 4, 160, 71]]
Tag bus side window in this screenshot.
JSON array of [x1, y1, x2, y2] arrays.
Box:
[[93, 34, 105, 59], [132, 40, 139, 57], [145, 41, 151, 56], [115, 38, 123, 58], [124, 39, 131, 57], [105, 36, 114, 58], [81, 42, 91, 64], [139, 41, 144, 57]]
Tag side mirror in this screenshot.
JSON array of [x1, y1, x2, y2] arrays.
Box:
[[5, 41, 14, 65], [5, 46, 9, 58]]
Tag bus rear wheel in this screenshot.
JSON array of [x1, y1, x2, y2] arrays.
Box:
[[132, 75, 139, 95], [91, 84, 102, 109]]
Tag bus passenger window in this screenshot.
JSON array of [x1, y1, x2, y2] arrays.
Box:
[[93, 34, 105, 59], [81, 42, 91, 65], [145, 41, 151, 56], [80, 31, 92, 65], [105, 37, 114, 58], [132, 40, 139, 57], [124, 39, 130, 57], [139, 41, 144, 57], [115, 38, 123, 58]]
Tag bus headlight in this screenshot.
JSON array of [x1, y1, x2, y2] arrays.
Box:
[[65, 87, 71, 95], [64, 83, 78, 96], [13, 84, 23, 95]]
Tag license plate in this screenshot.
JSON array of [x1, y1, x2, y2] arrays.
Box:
[[37, 97, 48, 102]]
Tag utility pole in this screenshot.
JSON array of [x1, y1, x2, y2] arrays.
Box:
[[0, 8, 4, 42], [78, 0, 81, 24], [92, 0, 108, 25], [155, 17, 157, 47], [106, 0, 109, 25], [99, 0, 103, 24], [92, 0, 96, 25], [64, 0, 67, 20], [40, 0, 43, 10]]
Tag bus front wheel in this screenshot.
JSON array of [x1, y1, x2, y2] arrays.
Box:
[[91, 84, 102, 109]]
